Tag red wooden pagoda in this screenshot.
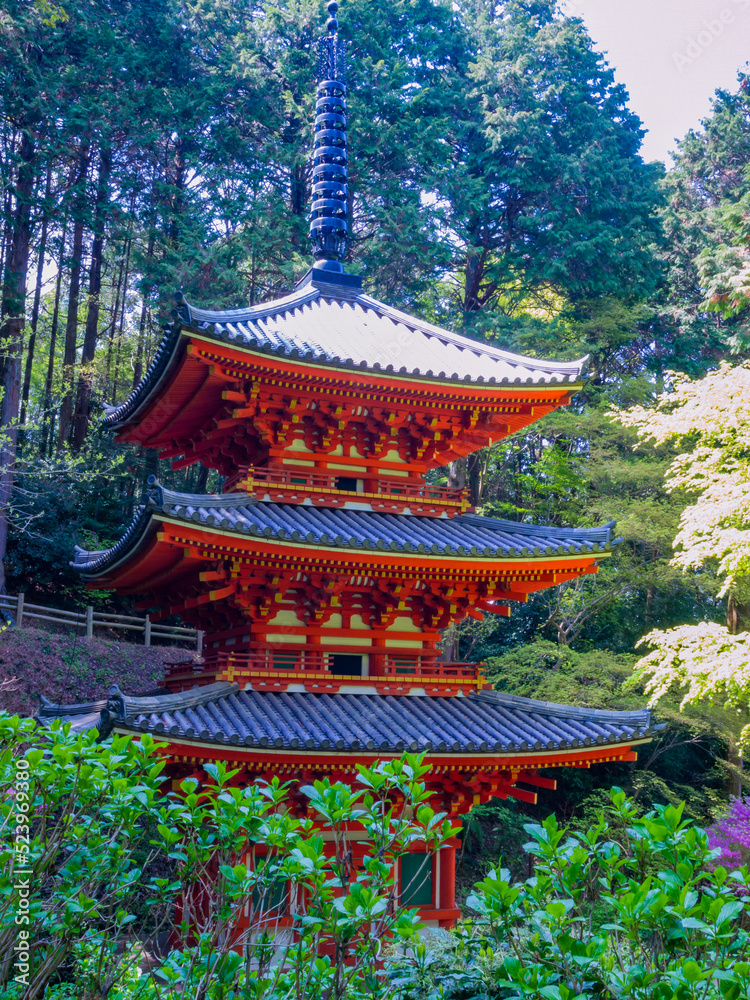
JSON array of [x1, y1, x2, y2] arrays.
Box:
[[45, 2, 655, 930]]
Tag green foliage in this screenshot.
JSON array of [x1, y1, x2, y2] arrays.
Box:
[[0, 717, 457, 1000], [445, 0, 662, 323], [479, 640, 727, 827], [457, 800, 534, 896], [0, 714, 171, 999], [392, 789, 750, 1000], [660, 77, 750, 361], [618, 362, 750, 753]]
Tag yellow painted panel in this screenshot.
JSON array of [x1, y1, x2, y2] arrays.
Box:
[[268, 609, 304, 628], [388, 616, 421, 633], [319, 636, 372, 647]]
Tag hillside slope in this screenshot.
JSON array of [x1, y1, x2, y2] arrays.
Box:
[[0, 626, 195, 717]]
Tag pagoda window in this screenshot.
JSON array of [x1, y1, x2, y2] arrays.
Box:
[[250, 877, 288, 918], [329, 654, 363, 676], [334, 475, 359, 492], [399, 852, 434, 907], [271, 650, 301, 671]]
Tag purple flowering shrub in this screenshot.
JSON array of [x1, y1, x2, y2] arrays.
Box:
[[707, 796, 750, 868]]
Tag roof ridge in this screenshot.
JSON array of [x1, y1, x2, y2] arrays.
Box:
[[355, 293, 588, 376], [181, 286, 320, 326], [459, 513, 616, 540], [469, 688, 651, 725], [109, 681, 239, 717], [152, 483, 258, 510], [39, 696, 108, 716]]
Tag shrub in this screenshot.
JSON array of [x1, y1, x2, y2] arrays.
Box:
[[707, 797, 750, 870], [0, 714, 456, 1000], [391, 789, 750, 1000]]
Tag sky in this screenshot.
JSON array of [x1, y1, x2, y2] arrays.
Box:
[[561, 0, 750, 165]]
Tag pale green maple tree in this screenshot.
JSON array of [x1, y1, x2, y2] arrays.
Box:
[[619, 362, 750, 748]]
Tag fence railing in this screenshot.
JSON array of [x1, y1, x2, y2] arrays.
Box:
[[0, 592, 203, 651]]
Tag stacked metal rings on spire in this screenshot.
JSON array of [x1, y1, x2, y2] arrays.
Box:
[[309, 1, 348, 264]]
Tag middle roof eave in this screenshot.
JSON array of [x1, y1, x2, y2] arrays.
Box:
[[71, 487, 616, 579]]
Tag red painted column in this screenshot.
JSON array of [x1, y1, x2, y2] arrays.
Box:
[[438, 840, 459, 927]]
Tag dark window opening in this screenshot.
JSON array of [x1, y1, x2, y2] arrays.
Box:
[[329, 654, 362, 676], [335, 476, 358, 492], [251, 876, 288, 916], [400, 852, 433, 907]]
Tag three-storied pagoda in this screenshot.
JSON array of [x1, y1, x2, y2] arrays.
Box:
[[44, 2, 655, 928]]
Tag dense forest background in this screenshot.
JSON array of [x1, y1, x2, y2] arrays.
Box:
[[1, 0, 748, 856]]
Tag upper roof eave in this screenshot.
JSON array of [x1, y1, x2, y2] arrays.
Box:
[[103, 284, 587, 430]]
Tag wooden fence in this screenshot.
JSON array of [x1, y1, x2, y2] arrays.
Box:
[[0, 593, 203, 652]]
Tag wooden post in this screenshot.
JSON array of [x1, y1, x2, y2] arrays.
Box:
[[196, 630, 203, 655], [85, 605, 93, 638], [16, 592, 24, 628], [144, 615, 151, 646]]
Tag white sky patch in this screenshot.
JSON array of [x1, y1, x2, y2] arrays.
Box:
[[562, 0, 750, 165]]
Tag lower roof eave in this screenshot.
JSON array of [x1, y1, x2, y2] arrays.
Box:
[[111, 726, 652, 766]]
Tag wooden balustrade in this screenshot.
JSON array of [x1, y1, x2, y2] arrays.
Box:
[[227, 466, 471, 514], [164, 649, 489, 695], [195, 650, 482, 680]]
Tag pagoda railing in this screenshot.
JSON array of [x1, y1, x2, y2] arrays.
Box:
[[227, 467, 470, 514], [164, 650, 488, 694]]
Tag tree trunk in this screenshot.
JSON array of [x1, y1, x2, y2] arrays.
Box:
[[57, 140, 89, 451], [466, 451, 484, 506], [105, 252, 125, 395], [132, 230, 155, 389], [0, 130, 17, 292], [0, 130, 35, 592], [20, 161, 52, 434], [41, 224, 67, 457], [439, 623, 459, 663], [72, 144, 110, 452], [464, 250, 483, 314], [448, 456, 466, 490], [727, 593, 750, 635]]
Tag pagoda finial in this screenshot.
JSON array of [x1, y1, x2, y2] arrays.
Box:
[[309, 0, 348, 272]]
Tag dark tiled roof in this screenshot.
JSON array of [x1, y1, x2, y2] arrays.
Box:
[[40, 681, 655, 754], [38, 695, 108, 733], [104, 277, 586, 428], [72, 484, 616, 576]]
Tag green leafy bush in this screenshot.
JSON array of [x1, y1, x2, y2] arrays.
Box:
[[0, 714, 456, 1000], [392, 789, 750, 1000]]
